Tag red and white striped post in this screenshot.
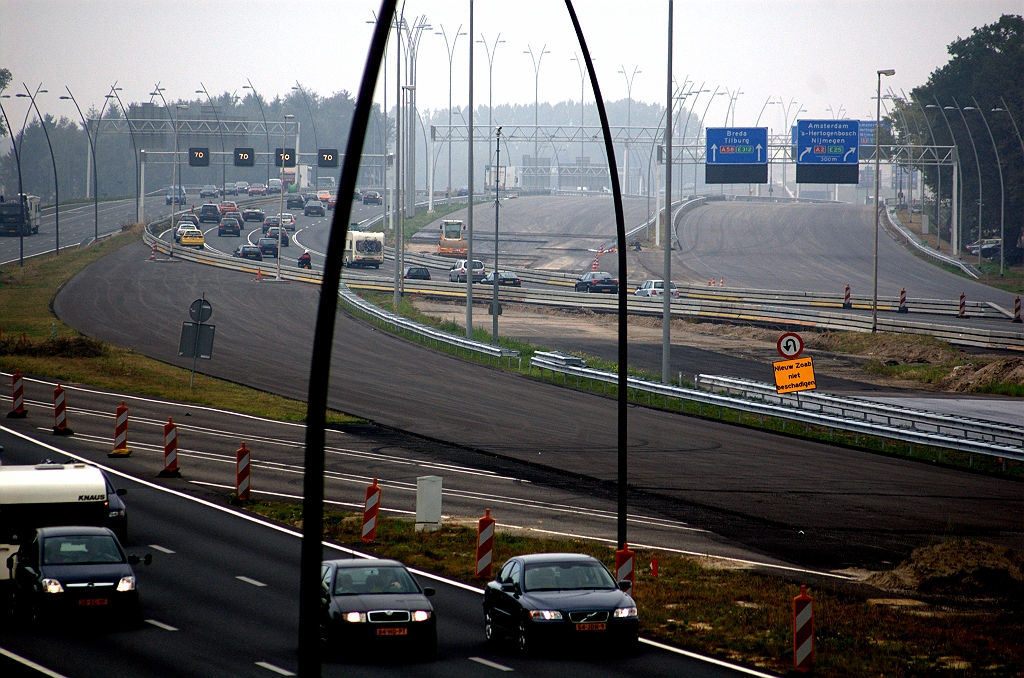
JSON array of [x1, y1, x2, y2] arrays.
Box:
[[158, 417, 182, 478], [590, 254, 600, 271], [615, 543, 635, 592], [958, 292, 966, 318], [1014, 296, 1021, 323], [898, 287, 908, 314], [7, 369, 27, 419], [150, 244, 157, 261], [109, 400, 132, 457], [52, 384, 73, 436], [843, 284, 851, 309], [476, 508, 495, 579], [793, 585, 815, 672], [235, 442, 250, 500], [361, 478, 381, 543]]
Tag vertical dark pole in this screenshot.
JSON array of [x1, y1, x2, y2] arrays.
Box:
[[466, 0, 475, 337], [24, 86, 59, 256], [662, 1, 673, 384], [298, 2, 395, 676], [564, 0, 629, 549], [0, 94, 26, 266], [492, 127, 500, 343]]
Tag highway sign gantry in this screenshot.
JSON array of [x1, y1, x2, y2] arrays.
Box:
[[705, 127, 768, 184], [795, 120, 860, 184]]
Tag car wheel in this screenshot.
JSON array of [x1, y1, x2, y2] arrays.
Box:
[[484, 611, 498, 644], [516, 622, 532, 655]]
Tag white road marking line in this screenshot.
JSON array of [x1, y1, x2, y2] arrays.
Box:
[[469, 657, 514, 672], [255, 661, 296, 676], [0, 646, 70, 678], [236, 575, 267, 587], [638, 638, 777, 678], [149, 544, 175, 554], [144, 619, 179, 631]]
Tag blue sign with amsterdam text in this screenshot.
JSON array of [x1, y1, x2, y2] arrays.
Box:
[[706, 128, 768, 164], [796, 120, 859, 164]]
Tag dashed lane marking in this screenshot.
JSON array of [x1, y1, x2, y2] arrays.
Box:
[[469, 657, 514, 672], [255, 661, 296, 676], [236, 575, 267, 587], [144, 619, 179, 631]]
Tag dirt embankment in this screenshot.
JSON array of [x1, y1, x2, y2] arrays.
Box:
[[868, 540, 1024, 599]]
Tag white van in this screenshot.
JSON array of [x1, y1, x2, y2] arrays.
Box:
[[344, 231, 384, 268], [0, 463, 128, 581]]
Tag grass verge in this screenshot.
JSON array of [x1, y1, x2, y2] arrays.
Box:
[[245, 501, 1024, 678], [0, 226, 355, 424], [343, 291, 1022, 479]]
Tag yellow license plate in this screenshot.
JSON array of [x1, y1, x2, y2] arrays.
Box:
[[376, 627, 408, 636], [575, 622, 606, 631]]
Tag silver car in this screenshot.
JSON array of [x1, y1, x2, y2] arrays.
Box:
[[634, 280, 679, 298]]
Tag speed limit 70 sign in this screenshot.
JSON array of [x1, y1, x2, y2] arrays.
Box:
[[777, 332, 804, 359], [234, 147, 255, 167]]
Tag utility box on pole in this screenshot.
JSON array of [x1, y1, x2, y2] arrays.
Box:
[[415, 476, 442, 532]]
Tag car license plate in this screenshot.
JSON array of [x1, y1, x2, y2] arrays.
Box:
[[575, 622, 606, 631], [78, 598, 108, 606], [376, 627, 408, 636]]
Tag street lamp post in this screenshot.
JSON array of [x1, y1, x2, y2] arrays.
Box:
[[968, 97, 1005, 275], [293, 82, 319, 189], [18, 85, 60, 256], [491, 126, 502, 345], [929, 100, 962, 255], [108, 85, 140, 223], [993, 98, 1024, 260], [524, 44, 550, 192], [912, 96, 941, 249], [197, 84, 228, 193], [872, 69, 895, 333], [950, 98, 984, 269], [436, 24, 465, 201], [60, 87, 101, 243], [0, 91, 26, 265], [243, 80, 272, 188], [570, 53, 586, 193], [619, 65, 641, 195], [478, 33, 504, 191], [278, 114, 294, 281]]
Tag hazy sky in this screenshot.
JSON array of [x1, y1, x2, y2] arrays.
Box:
[[2, 1, 1021, 135]]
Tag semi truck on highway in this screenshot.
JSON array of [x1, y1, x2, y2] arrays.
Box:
[[437, 219, 467, 258], [0, 194, 41, 237], [344, 231, 384, 268]]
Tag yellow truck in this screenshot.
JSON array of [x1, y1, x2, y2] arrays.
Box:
[[437, 219, 467, 258]]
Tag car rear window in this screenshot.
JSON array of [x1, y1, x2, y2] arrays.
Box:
[[43, 535, 124, 565]]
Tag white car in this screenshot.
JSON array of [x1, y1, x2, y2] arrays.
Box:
[[448, 259, 486, 283], [634, 279, 679, 298], [278, 213, 297, 230]]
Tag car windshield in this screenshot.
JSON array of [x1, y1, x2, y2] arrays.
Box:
[[43, 535, 124, 565], [523, 560, 617, 591], [333, 566, 420, 595]]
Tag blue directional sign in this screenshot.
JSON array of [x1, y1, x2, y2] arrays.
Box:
[[795, 120, 860, 184], [705, 127, 768, 184]]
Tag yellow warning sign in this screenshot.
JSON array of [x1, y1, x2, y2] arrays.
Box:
[[773, 357, 817, 394]]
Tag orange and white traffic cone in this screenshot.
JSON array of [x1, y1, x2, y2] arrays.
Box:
[[109, 401, 132, 457]]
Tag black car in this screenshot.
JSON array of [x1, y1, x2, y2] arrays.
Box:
[[265, 227, 290, 246], [218, 217, 241, 237], [481, 271, 521, 287], [362, 191, 383, 205], [257, 237, 280, 257], [220, 184, 237, 197], [198, 204, 222, 224], [403, 266, 431, 280], [241, 208, 265, 223], [233, 244, 263, 261], [483, 553, 638, 654], [11, 526, 151, 625], [287, 194, 305, 209], [262, 216, 281, 233], [199, 185, 220, 199], [304, 200, 326, 217], [574, 271, 618, 294], [320, 559, 436, 658]]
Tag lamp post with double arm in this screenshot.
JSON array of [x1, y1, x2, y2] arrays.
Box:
[[19, 85, 60, 255], [872, 69, 895, 333], [967, 97, 1005, 275], [0, 90, 26, 265]]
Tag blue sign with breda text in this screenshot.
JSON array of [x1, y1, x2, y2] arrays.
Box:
[[796, 120, 859, 164], [706, 127, 768, 165]]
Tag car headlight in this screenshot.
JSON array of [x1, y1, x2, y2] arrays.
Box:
[[42, 578, 63, 594], [528, 610, 563, 621], [411, 610, 432, 622], [344, 611, 366, 623], [117, 576, 136, 592], [613, 606, 638, 619], [109, 509, 125, 518]]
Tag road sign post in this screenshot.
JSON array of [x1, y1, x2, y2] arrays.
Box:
[[178, 296, 215, 388], [705, 127, 768, 184], [795, 120, 860, 184]]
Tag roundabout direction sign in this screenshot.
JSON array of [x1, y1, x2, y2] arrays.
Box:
[[777, 332, 804, 359]]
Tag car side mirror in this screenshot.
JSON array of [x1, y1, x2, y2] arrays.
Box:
[[618, 580, 632, 592], [5, 555, 13, 571], [423, 587, 436, 597], [500, 581, 518, 593], [116, 488, 128, 496]]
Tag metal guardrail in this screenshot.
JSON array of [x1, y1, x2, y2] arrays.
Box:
[[528, 356, 1024, 463], [697, 374, 1024, 448], [884, 208, 981, 279]]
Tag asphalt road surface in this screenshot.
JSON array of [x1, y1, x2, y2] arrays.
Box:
[[668, 201, 1017, 307], [0, 427, 764, 678], [52, 242, 1024, 571]]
